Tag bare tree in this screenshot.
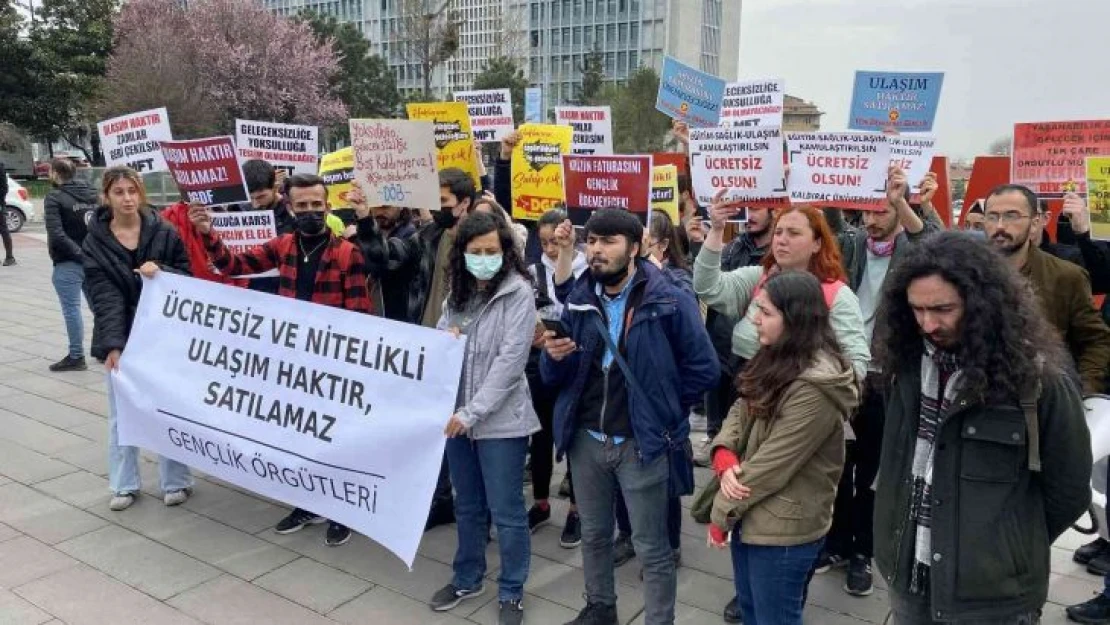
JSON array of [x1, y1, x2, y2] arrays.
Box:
[[396, 0, 461, 99], [988, 136, 1012, 156]]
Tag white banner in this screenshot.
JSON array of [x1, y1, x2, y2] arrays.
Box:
[[555, 106, 614, 155], [689, 126, 788, 207], [454, 89, 515, 143], [210, 210, 278, 279], [113, 273, 465, 567], [97, 107, 174, 173], [721, 79, 785, 128], [786, 131, 890, 210], [235, 119, 319, 176], [888, 135, 937, 194]]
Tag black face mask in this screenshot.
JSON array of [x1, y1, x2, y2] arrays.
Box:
[[295, 211, 326, 236], [433, 208, 459, 229], [592, 256, 632, 287]]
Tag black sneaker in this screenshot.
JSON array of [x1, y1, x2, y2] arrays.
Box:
[[528, 504, 551, 534], [429, 583, 484, 611], [612, 533, 635, 567], [565, 601, 618, 625], [1091, 553, 1110, 577], [558, 475, 572, 498], [814, 550, 848, 574], [845, 555, 874, 596], [499, 599, 525, 625], [1077, 538, 1110, 565], [2, 257, 14, 267], [49, 355, 87, 372], [1067, 593, 1110, 624], [274, 508, 325, 534], [560, 511, 582, 548], [325, 522, 351, 546], [425, 502, 455, 532], [723, 596, 742, 623]]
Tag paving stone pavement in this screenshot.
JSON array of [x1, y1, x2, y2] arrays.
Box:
[[0, 225, 1100, 624]]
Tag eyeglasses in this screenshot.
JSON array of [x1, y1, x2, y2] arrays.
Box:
[[984, 211, 1033, 225]]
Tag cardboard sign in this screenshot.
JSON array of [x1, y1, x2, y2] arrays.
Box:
[[453, 89, 514, 143], [786, 131, 890, 210], [319, 147, 354, 209], [655, 56, 726, 128], [555, 106, 614, 155], [525, 87, 543, 123], [848, 71, 945, 133], [1012, 120, 1110, 196], [406, 102, 480, 188], [888, 135, 937, 194], [1087, 157, 1110, 240], [349, 119, 439, 212], [510, 123, 574, 221], [161, 137, 249, 206], [651, 165, 681, 223], [689, 126, 788, 208], [98, 107, 174, 173], [235, 119, 319, 176], [720, 79, 785, 128], [562, 155, 653, 225], [652, 152, 689, 177]]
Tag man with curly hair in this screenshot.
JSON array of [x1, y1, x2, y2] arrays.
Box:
[[872, 231, 1091, 624]]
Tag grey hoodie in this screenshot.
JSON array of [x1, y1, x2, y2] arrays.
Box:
[[438, 272, 542, 440]]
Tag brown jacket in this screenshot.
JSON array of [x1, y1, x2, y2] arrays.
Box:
[[710, 351, 860, 545], [1023, 245, 1110, 394]]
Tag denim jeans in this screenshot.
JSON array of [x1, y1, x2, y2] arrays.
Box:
[[569, 429, 674, 624], [445, 435, 530, 602], [107, 378, 193, 495], [52, 261, 86, 359], [731, 527, 822, 625], [615, 488, 681, 550]]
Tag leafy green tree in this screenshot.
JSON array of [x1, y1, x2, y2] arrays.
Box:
[[577, 47, 604, 105], [598, 67, 671, 153], [0, 1, 36, 131], [472, 56, 528, 124]]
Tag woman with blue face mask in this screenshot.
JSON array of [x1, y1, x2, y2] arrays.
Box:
[[430, 210, 541, 625]]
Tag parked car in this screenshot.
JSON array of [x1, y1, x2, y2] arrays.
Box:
[[4, 175, 35, 233]]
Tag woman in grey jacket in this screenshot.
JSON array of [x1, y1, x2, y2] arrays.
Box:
[[430, 210, 541, 625]]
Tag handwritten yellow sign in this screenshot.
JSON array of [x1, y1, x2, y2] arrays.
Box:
[[319, 146, 354, 208], [511, 123, 574, 220], [1087, 156, 1110, 240], [651, 165, 680, 223], [406, 102, 480, 189]]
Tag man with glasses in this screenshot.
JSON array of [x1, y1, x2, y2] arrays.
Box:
[[984, 184, 1110, 395]]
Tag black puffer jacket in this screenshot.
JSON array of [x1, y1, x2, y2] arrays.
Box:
[[44, 180, 98, 264], [82, 206, 190, 360]]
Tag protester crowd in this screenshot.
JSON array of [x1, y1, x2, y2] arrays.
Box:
[[25, 114, 1110, 625]]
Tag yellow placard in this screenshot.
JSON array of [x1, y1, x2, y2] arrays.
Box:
[[651, 165, 680, 224], [511, 123, 574, 221], [1088, 157, 1110, 240], [319, 146, 354, 208], [406, 102, 481, 189]]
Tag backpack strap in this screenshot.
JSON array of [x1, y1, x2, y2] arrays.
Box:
[[1021, 377, 1043, 473]]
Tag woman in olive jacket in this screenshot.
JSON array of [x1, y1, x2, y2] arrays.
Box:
[[708, 271, 860, 625], [83, 166, 194, 512]]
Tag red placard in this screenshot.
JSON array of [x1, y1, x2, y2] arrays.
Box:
[[562, 155, 653, 225], [161, 136, 249, 206], [1012, 120, 1110, 196], [651, 152, 689, 177], [928, 155, 952, 227]]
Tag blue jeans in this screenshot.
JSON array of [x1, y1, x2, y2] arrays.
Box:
[[445, 436, 530, 602], [52, 261, 86, 359], [731, 527, 823, 625], [107, 378, 193, 495]]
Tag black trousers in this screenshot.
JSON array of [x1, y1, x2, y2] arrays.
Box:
[[528, 381, 575, 503], [826, 374, 885, 559], [706, 356, 744, 438], [0, 206, 12, 259]]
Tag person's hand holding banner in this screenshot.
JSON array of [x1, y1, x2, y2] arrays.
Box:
[[886, 165, 909, 206], [709, 189, 742, 232], [672, 120, 690, 151], [919, 172, 938, 205], [686, 216, 706, 244], [104, 349, 121, 372], [135, 261, 161, 279], [554, 219, 575, 250], [188, 202, 212, 234], [500, 130, 521, 161], [349, 185, 370, 220], [1063, 193, 1091, 235], [444, 413, 468, 438]]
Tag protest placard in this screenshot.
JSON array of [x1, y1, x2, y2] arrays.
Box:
[[235, 119, 319, 176], [655, 56, 726, 128], [786, 131, 890, 210], [888, 135, 937, 194], [161, 137, 249, 206], [406, 102, 481, 187], [555, 106, 614, 155], [1012, 120, 1110, 195], [525, 87, 543, 123], [349, 119, 439, 212], [688, 126, 788, 208], [562, 155, 653, 225], [1087, 157, 1110, 240], [651, 165, 680, 223], [721, 79, 785, 128], [210, 210, 278, 279], [848, 71, 945, 133], [114, 272, 465, 568], [98, 107, 174, 173], [319, 147, 355, 208], [454, 89, 514, 143], [510, 123, 574, 220]]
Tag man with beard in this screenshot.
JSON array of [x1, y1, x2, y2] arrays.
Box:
[[542, 208, 718, 625], [347, 190, 416, 322], [984, 184, 1110, 395]]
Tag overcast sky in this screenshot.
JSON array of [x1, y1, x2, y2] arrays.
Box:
[[737, 0, 1109, 160]]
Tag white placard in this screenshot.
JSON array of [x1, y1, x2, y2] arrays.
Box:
[[97, 107, 174, 173], [786, 131, 890, 209], [210, 210, 278, 279], [235, 119, 319, 176], [114, 272, 465, 568], [720, 79, 785, 128], [555, 106, 614, 155], [453, 89, 515, 143], [689, 126, 787, 207], [349, 119, 440, 211], [888, 135, 937, 193]]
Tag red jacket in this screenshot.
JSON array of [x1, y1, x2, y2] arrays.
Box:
[[161, 202, 248, 288]]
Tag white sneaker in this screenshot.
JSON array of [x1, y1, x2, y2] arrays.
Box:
[[689, 411, 708, 433], [163, 489, 191, 507], [109, 492, 136, 511]]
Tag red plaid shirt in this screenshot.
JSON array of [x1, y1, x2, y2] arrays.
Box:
[[203, 231, 373, 314]]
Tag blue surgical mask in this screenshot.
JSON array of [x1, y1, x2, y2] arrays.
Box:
[[465, 253, 503, 280]]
